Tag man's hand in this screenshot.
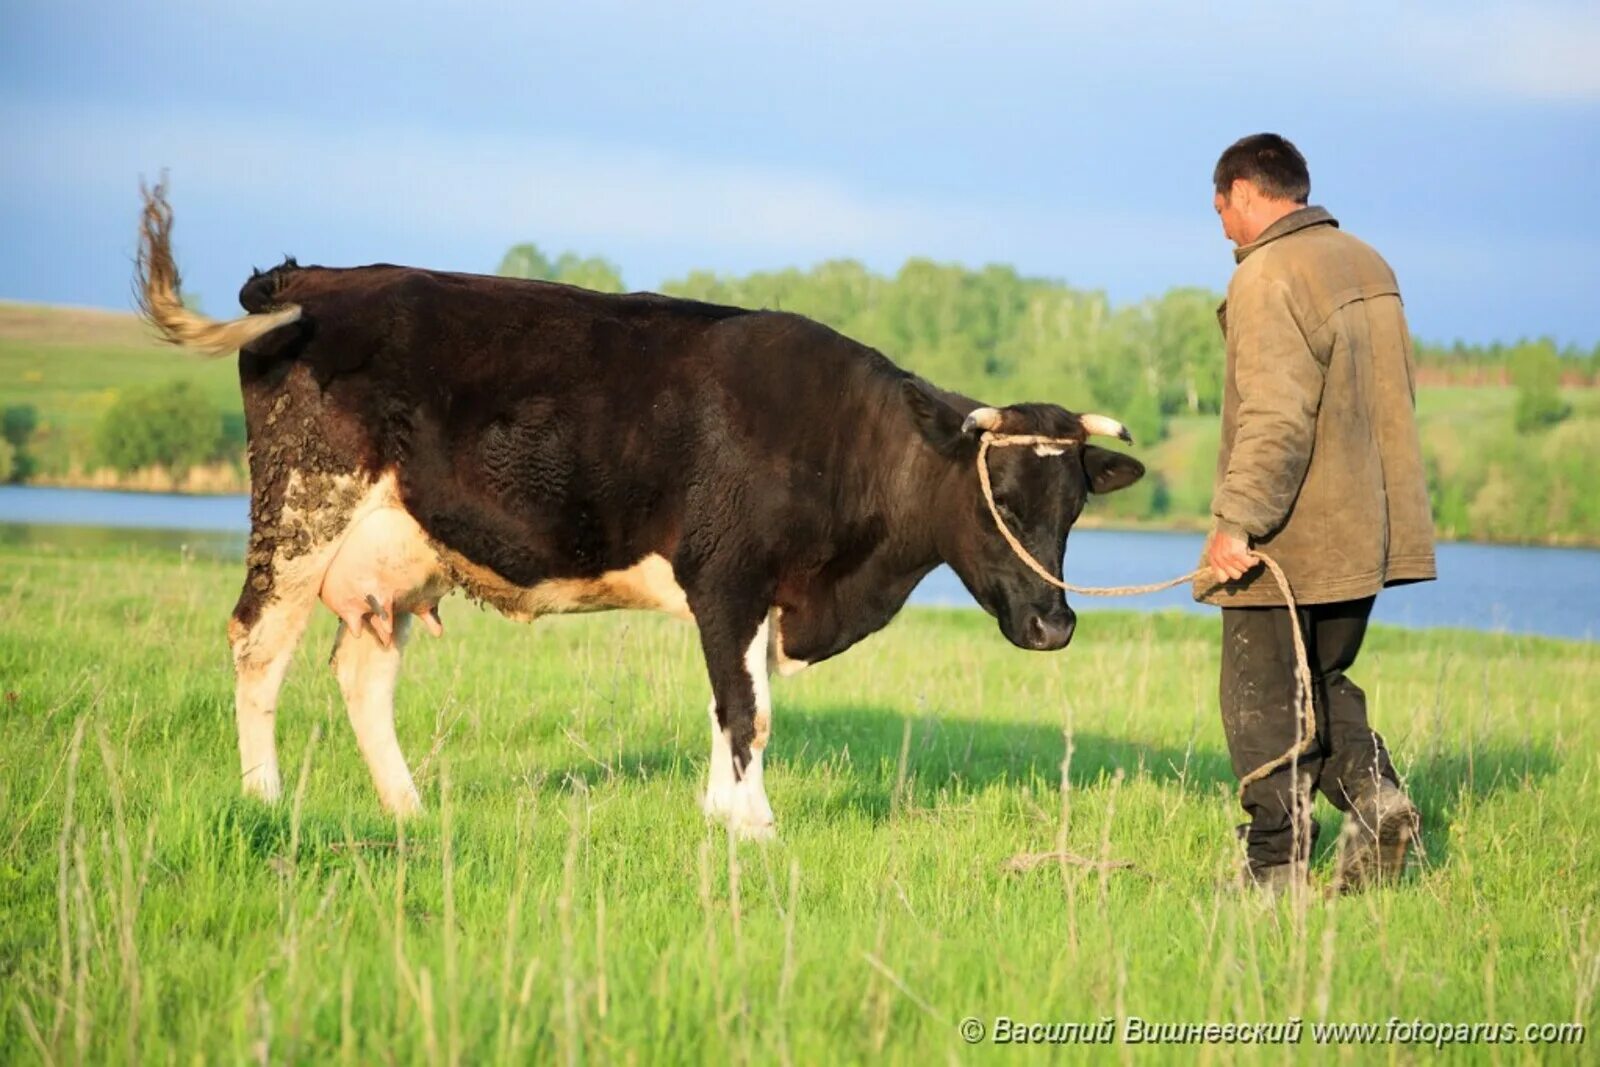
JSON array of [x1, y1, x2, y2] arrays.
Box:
[[1208, 528, 1260, 583]]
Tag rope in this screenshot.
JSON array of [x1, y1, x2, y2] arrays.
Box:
[[976, 431, 1315, 801]]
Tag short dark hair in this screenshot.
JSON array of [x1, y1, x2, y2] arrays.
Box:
[[1214, 133, 1310, 203]]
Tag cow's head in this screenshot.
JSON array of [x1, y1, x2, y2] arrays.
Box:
[[904, 381, 1145, 651]]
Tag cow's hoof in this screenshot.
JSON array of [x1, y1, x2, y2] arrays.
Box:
[[381, 787, 424, 820], [711, 812, 776, 842], [241, 767, 283, 804], [702, 787, 777, 842], [728, 813, 777, 842]]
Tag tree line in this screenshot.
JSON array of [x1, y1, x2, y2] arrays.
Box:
[[496, 241, 1595, 439], [7, 242, 1591, 545], [493, 242, 1596, 544]]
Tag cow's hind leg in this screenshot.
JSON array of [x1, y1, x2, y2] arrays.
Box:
[[331, 615, 422, 817], [699, 611, 776, 840], [228, 549, 334, 803]]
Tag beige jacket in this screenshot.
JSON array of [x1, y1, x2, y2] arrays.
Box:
[[1194, 206, 1436, 606]]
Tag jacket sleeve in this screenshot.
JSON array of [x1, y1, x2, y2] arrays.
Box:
[[1211, 274, 1327, 541]]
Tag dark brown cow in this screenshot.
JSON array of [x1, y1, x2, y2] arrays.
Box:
[[136, 183, 1143, 837]]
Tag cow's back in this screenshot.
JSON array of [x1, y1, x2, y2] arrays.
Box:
[[235, 265, 891, 610]]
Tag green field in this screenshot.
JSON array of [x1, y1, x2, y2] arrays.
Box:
[[2, 540, 1596, 1063], [0, 302, 241, 481]]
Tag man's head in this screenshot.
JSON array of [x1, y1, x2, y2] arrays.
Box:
[[1212, 133, 1310, 247]]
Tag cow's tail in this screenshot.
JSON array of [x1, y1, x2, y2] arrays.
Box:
[[136, 179, 302, 357]]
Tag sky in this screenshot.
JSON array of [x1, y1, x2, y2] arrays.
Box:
[[2, 0, 1596, 345]]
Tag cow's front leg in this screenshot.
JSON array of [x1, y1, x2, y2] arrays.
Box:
[[697, 611, 776, 840]]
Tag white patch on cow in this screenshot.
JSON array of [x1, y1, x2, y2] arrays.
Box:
[[231, 469, 392, 804], [703, 616, 777, 840], [234, 645, 290, 802], [746, 615, 774, 759], [703, 738, 775, 841], [439, 547, 693, 623], [769, 607, 810, 677], [318, 478, 689, 630], [1033, 444, 1066, 457], [321, 502, 451, 643], [524, 553, 692, 619], [231, 469, 445, 811], [703, 696, 736, 797], [237, 466, 702, 817]]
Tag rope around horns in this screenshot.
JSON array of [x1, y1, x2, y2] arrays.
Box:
[[975, 430, 1315, 801]]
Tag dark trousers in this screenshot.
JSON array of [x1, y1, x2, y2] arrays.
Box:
[[1220, 596, 1397, 870]]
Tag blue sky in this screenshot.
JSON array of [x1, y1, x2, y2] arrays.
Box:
[[3, 0, 1596, 344]]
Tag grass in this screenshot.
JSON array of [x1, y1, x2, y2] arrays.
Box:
[[1, 539, 1597, 1063], [0, 302, 241, 426]]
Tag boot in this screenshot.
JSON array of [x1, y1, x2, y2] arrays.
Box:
[[1231, 814, 1319, 897], [1240, 860, 1306, 898], [1332, 781, 1421, 892]]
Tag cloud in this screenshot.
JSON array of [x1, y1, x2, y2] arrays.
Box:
[[2, 98, 1213, 288], [5, 100, 964, 261], [1401, 3, 1600, 102]]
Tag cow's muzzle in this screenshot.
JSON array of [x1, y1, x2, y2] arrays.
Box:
[[1012, 607, 1076, 651]]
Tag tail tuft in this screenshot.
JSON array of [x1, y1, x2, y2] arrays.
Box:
[[136, 177, 302, 356]]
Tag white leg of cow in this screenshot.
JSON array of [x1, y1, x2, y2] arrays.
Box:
[[233, 624, 297, 803], [702, 616, 776, 840], [332, 615, 422, 817], [229, 562, 328, 803]]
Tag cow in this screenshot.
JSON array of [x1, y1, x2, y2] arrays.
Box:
[[135, 183, 1145, 838]]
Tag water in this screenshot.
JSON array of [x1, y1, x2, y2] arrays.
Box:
[[3, 486, 1596, 641], [916, 530, 1600, 641]]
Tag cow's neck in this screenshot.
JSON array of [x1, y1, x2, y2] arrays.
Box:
[[854, 387, 966, 574], [772, 394, 968, 666], [891, 438, 968, 573]]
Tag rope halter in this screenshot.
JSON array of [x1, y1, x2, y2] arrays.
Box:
[[966, 409, 1153, 597], [969, 413, 1312, 803]]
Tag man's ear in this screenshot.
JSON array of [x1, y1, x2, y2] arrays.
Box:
[[1082, 445, 1145, 494], [1230, 177, 1255, 211], [901, 378, 969, 455]]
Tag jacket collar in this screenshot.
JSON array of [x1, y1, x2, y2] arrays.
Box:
[[1234, 205, 1338, 263]]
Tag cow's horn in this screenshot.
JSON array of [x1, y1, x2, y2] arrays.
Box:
[[1080, 413, 1133, 443], [961, 407, 1004, 435]]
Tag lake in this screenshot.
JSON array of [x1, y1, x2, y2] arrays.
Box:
[[3, 485, 1596, 641]]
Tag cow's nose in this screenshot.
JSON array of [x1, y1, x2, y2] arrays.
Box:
[[1023, 610, 1076, 651]]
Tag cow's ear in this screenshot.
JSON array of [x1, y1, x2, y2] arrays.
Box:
[[901, 378, 969, 455], [1082, 445, 1145, 494]]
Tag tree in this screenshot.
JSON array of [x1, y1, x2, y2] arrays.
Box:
[[497, 243, 553, 280], [1510, 340, 1570, 433], [1, 404, 39, 482], [550, 252, 625, 293], [94, 380, 225, 479], [497, 243, 626, 293], [2, 404, 38, 448]]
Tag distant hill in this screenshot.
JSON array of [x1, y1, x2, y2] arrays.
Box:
[[0, 301, 246, 491]]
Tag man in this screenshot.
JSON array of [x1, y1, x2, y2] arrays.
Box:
[[1195, 133, 1436, 892]]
